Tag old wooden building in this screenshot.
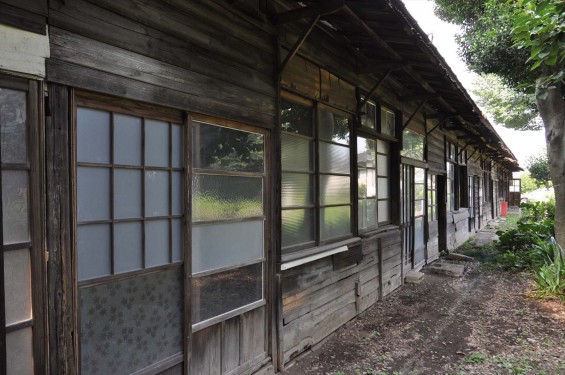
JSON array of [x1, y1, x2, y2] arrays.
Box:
[[0, 0, 520, 374]]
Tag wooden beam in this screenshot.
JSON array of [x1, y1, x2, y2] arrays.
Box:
[[275, 0, 345, 25], [425, 121, 442, 135], [400, 94, 441, 102], [357, 63, 409, 75], [427, 112, 457, 120], [403, 99, 427, 129], [358, 69, 392, 110], [277, 15, 320, 80]]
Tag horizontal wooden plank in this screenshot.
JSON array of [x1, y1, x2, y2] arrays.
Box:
[[0, 2, 46, 34]]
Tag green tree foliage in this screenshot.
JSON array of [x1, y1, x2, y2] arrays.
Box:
[[527, 152, 551, 188], [520, 172, 540, 193], [472, 74, 542, 130]]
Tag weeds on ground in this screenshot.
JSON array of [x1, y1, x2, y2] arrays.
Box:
[[465, 352, 487, 364]]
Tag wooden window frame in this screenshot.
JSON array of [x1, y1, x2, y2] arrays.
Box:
[[0, 74, 45, 375]]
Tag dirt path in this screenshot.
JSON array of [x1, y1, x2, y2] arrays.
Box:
[[282, 261, 565, 375]]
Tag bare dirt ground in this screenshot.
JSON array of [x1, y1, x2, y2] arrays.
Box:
[[282, 260, 565, 375]]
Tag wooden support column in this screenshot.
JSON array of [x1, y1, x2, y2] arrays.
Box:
[[46, 84, 77, 375]]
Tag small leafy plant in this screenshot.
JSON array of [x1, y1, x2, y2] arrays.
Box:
[[465, 352, 487, 364]]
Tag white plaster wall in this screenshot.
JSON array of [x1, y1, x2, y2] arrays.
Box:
[[0, 24, 49, 77]]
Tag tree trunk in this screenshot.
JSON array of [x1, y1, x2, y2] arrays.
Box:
[[536, 79, 565, 247]]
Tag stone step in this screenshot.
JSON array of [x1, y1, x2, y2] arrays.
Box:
[[428, 262, 465, 277], [405, 270, 425, 284]]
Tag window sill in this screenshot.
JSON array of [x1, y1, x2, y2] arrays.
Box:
[[281, 237, 361, 271], [359, 224, 400, 238]]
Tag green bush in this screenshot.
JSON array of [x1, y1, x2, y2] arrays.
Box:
[[533, 242, 565, 301]]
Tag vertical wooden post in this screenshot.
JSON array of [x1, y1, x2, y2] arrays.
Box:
[[46, 83, 77, 375]]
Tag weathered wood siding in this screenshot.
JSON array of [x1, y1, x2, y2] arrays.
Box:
[[47, 0, 276, 128], [427, 220, 440, 263], [447, 208, 470, 251]]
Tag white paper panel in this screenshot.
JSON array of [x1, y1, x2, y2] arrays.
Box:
[[6, 327, 34, 375], [3, 249, 32, 325], [114, 222, 143, 273], [77, 107, 110, 164], [77, 167, 110, 222], [114, 113, 142, 166], [77, 224, 111, 280]]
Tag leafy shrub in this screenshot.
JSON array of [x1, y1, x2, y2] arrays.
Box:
[[533, 241, 565, 301]]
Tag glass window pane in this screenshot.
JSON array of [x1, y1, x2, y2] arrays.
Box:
[[281, 135, 313, 172], [192, 263, 262, 324], [320, 206, 351, 241], [377, 154, 388, 176], [77, 167, 111, 222], [114, 222, 143, 273], [357, 138, 376, 167], [145, 119, 169, 167], [401, 129, 424, 160], [320, 175, 350, 205], [193, 122, 264, 173], [282, 209, 315, 248], [114, 168, 142, 219], [415, 200, 425, 216], [0, 88, 27, 163], [80, 269, 183, 375], [4, 248, 32, 325], [319, 142, 350, 174], [114, 113, 142, 165], [358, 168, 376, 198], [6, 327, 33, 375], [172, 171, 183, 216], [172, 123, 183, 168], [360, 101, 376, 130], [145, 219, 170, 267], [192, 174, 263, 221], [414, 217, 424, 248], [378, 177, 389, 199], [358, 198, 377, 230], [415, 184, 425, 199], [145, 170, 169, 217], [282, 173, 313, 207], [281, 100, 312, 136], [378, 200, 390, 222], [172, 218, 183, 262], [2, 170, 30, 244], [381, 109, 395, 137], [77, 107, 110, 163], [318, 108, 350, 145], [192, 220, 263, 274], [77, 224, 111, 281], [415, 168, 425, 183]]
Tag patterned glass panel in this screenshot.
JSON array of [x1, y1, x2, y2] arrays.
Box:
[[6, 327, 33, 375], [320, 175, 350, 205], [192, 174, 263, 221], [281, 135, 313, 172], [79, 268, 183, 375], [77, 108, 110, 164], [281, 173, 313, 207], [2, 170, 30, 244], [0, 87, 27, 163], [318, 109, 350, 145], [114, 114, 142, 166], [3, 248, 32, 325], [320, 206, 351, 240], [192, 263, 262, 324], [319, 143, 350, 174], [282, 209, 315, 248]]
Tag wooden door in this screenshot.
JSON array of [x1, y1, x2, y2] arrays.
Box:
[[401, 165, 425, 271], [401, 164, 414, 273]]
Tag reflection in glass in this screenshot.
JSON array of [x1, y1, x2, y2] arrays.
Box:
[[401, 129, 424, 160], [193, 122, 264, 172], [282, 173, 313, 207], [3, 248, 32, 325], [281, 135, 313, 172], [414, 217, 424, 248], [359, 198, 377, 230], [282, 209, 315, 248], [318, 109, 350, 145], [2, 170, 30, 244], [320, 175, 350, 205], [381, 107, 395, 136], [192, 263, 262, 324], [320, 206, 351, 240], [357, 138, 376, 168], [193, 174, 263, 221], [319, 143, 350, 174], [281, 100, 312, 136], [77, 107, 110, 164], [358, 168, 376, 199], [0, 88, 27, 163], [415, 184, 425, 200], [360, 101, 376, 130]]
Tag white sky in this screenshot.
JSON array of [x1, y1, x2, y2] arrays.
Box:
[[401, 0, 546, 170]]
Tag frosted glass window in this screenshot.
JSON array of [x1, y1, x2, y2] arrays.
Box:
[[4, 248, 32, 325], [77, 224, 111, 280], [145, 170, 169, 217], [359, 198, 377, 230], [320, 175, 350, 205], [2, 170, 30, 245], [320, 206, 351, 240], [414, 217, 424, 248], [281, 100, 313, 136], [114, 114, 142, 166], [282, 209, 315, 248], [6, 327, 33, 375], [378, 178, 389, 199], [0, 88, 27, 163], [358, 168, 376, 198], [377, 154, 388, 176], [172, 219, 183, 262], [145, 119, 169, 167], [357, 138, 376, 168], [377, 139, 390, 154], [415, 200, 425, 216], [318, 109, 350, 145], [192, 174, 263, 221], [381, 108, 395, 136], [415, 168, 425, 183], [192, 263, 262, 324], [281, 135, 313, 172], [172, 171, 183, 216], [77, 167, 110, 221], [378, 201, 390, 222], [319, 143, 350, 174], [171, 124, 183, 168], [145, 220, 169, 267], [114, 222, 143, 273], [77, 108, 110, 163], [192, 220, 264, 273], [114, 169, 142, 219], [282, 173, 313, 207]]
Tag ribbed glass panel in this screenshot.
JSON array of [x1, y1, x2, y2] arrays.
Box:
[[320, 206, 351, 240], [320, 175, 350, 205], [77, 107, 110, 164], [378, 200, 390, 222], [77, 167, 110, 222], [281, 134, 313, 172], [114, 113, 142, 166], [282, 173, 313, 207], [282, 209, 315, 248], [378, 177, 389, 199], [319, 142, 350, 174], [2, 170, 30, 244], [192, 174, 263, 221]]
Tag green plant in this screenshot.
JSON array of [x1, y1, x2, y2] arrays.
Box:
[[532, 242, 565, 300], [465, 352, 487, 364]]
